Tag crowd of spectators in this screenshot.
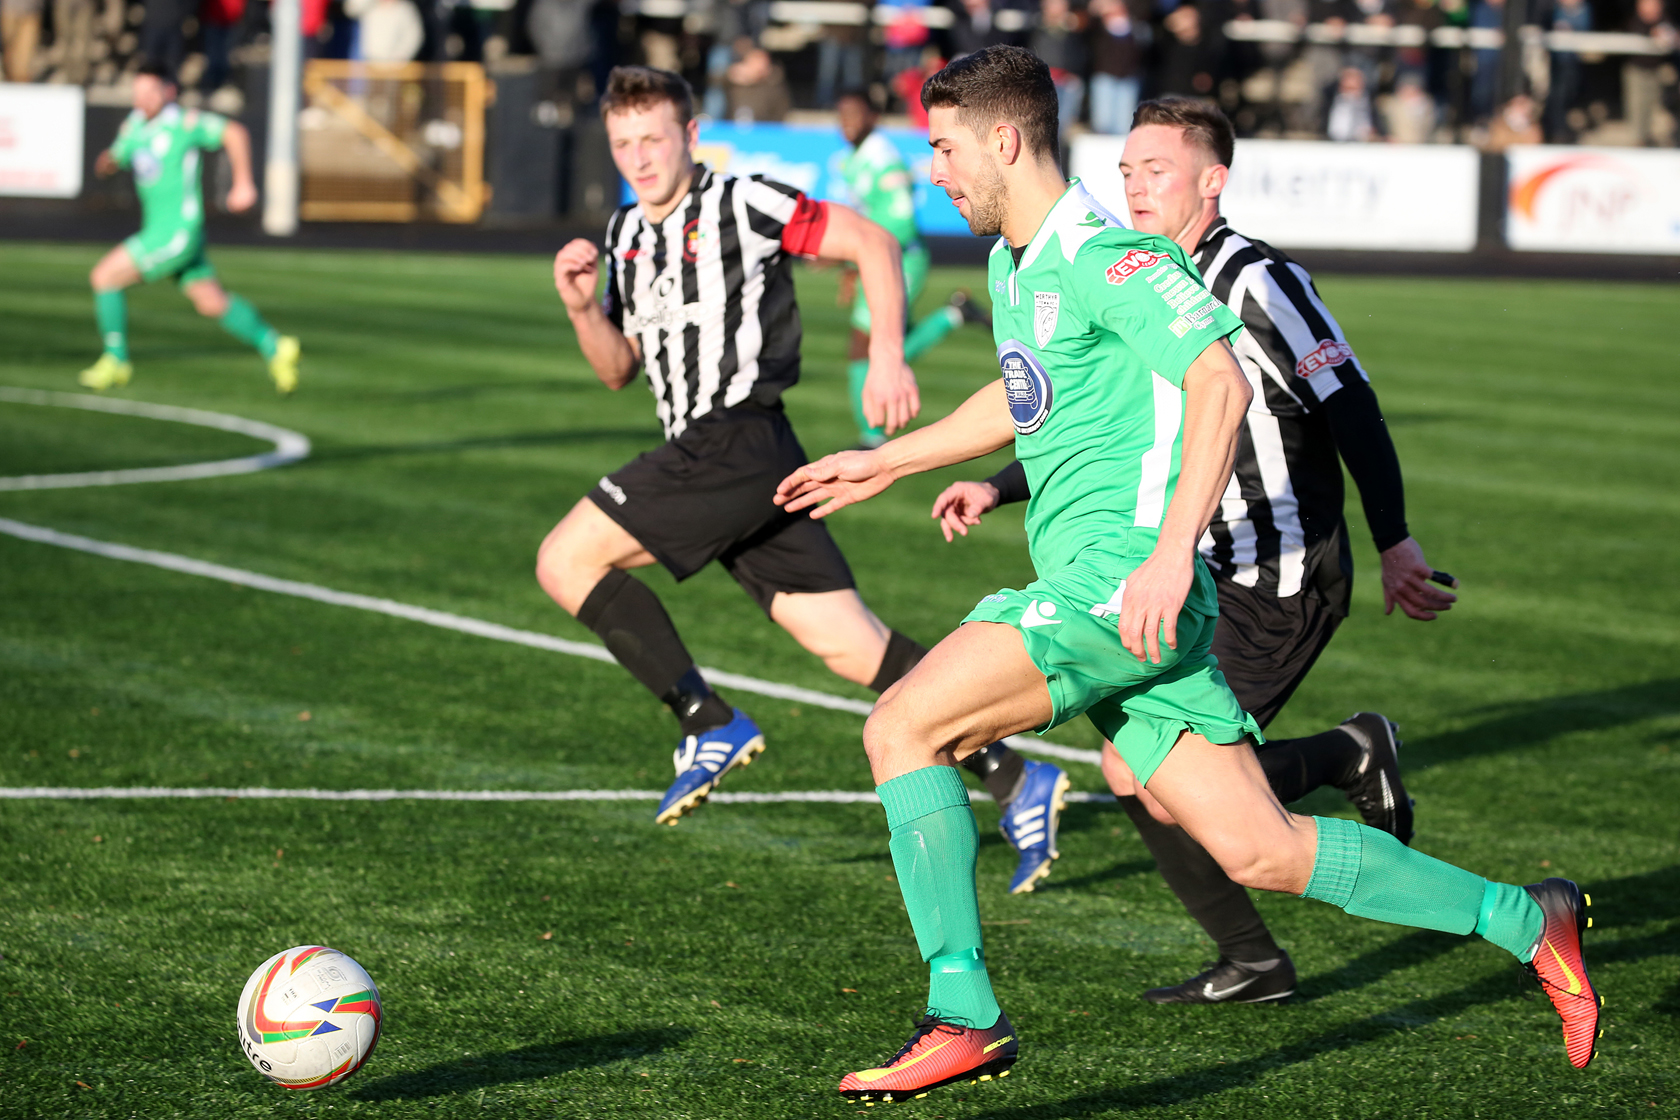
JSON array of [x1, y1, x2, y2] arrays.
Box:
[[1, 0, 1674, 144]]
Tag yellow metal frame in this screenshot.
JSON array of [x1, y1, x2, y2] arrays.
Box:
[[299, 60, 491, 224]]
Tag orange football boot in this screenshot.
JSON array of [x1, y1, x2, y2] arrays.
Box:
[[838, 1012, 1018, 1104], [1523, 877, 1602, 1069]]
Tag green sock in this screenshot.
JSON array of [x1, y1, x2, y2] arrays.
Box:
[[847, 359, 884, 445], [878, 766, 1001, 1027], [219, 294, 279, 359], [95, 289, 129, 360], [903, 307, 959, 361], [1303, 816, 1544, 962]]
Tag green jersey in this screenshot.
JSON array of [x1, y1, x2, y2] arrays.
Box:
[[988, 181, 1244, 605], [111, 103, 228, 234], [838, 131, 919, 250]]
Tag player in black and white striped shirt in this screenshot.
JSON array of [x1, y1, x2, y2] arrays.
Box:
[[932, 98, 1461, 1005], [537, 66, 939, 828]]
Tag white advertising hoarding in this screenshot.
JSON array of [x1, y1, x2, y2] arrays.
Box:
[[0, 83, 85, 198], [1070, 136, 1480, 252], [1505, 146, 1680, 254]]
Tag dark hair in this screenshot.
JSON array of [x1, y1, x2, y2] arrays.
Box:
[[920, 46, 1060, 162], [136, 59, 178, 86], [1131, 97, 1235, 168], [599, 65, 695, 127], [836, 86, 881, 113]]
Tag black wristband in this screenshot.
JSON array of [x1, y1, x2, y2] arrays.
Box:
[[984, 460, 1031, 506]]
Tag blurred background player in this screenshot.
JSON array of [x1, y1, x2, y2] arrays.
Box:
[[78, 61, 300, 395], [932, 96, 1460, 1006], [835, 87, 989, 448], [541, 65, 936, 827]]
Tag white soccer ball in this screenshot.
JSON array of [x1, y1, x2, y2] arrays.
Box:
[[235, 945, 382, 1090]]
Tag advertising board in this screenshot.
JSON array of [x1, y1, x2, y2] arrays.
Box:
[[0, 83, 85, 198], [1070, 136, 1480, 252], [626, 121, 970, 236], [1505, 146, 1680, 254]]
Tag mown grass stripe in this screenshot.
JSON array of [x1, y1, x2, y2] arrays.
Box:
[[0, 516, 1102, 768], [0, 786, 1120, 804]]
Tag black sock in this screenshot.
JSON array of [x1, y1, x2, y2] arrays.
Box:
[[867, 629, 928, 693], [1118, 795, 1281, 964], [577, 570, 732, 736], [1257, 728, 1363, 803], [962, 743, 1028, 807]]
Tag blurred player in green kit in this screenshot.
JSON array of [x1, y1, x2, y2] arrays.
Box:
[[836, 89, 987, 446], [78, 61, 299, 394]]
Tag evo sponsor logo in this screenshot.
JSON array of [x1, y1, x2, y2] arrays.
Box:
[[1296, 338, 1356, 378], [1105, 249, 1167, 285], [998, 341, 1054, 436]]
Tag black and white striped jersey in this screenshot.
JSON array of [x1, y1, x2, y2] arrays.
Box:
[[1192, 218, 1372, 598], [601, 166, 829, 440]]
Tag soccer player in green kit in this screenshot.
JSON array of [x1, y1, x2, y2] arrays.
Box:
[[835, 89, 987, 447], [78, 62, 300, 394], [778, 46, 1601, 1101]]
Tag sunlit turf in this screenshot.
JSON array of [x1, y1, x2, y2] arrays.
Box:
[[0, 241, 1676, 1118]]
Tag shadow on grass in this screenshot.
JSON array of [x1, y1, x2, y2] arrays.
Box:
[[351, 1026, 692, 1101], [303, 428, 660, 465], [1406, 677, 1680, 768], [965, 969, 1526, 1119]]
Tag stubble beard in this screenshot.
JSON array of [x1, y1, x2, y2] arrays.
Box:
[[963, 160, 1010, 238]]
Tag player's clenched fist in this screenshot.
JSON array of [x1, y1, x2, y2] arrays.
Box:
[[553, 239, 603, 314], [775, 450, 896, 519], [930, 480, 1000, 543]]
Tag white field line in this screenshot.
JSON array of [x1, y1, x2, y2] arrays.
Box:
[[0, 388, 311, 490], [0, 786, 1118, 804], [0, 389, 1103, 796], [0, 524, 1102, 769]]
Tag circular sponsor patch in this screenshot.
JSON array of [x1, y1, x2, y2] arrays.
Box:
[[997, 341, 1053, 435]]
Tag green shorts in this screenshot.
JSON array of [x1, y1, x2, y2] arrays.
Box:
[[964, 557, 1262, 785], [123, 226, 216, 286], [850, 241, 930, 334]]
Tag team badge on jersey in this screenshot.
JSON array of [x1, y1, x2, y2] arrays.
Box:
[[682, 219, 716, 262], [1033, 291, 1059, 348], [1106, 249, 1166, 285], [997, 341, 1054, 436]]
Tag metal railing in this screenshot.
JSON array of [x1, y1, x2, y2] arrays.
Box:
[[622, 0, 1675, 54]]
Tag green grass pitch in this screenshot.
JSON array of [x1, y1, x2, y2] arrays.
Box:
[[0, 241, 1676, 1118]]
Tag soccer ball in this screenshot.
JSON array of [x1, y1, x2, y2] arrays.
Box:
[[236, 945, 382, 1090]]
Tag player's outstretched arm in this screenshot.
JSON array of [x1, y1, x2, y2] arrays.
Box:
[[221, 121, 258, 213], [777, 379, 1012, 518], [1119, 339, 1251, 664], [553, 239, 639, 390], [814, 203, 920, 435]]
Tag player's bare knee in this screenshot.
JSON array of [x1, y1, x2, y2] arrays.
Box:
[[534, 529, 580, 607]]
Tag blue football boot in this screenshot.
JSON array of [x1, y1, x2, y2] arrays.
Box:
[[654, 709, 765, 826], [999, 758, 1071, 893]]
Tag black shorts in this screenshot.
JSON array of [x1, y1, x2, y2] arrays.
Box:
[[1210, 529, 1351, 729], [587, 404, 855, 614]]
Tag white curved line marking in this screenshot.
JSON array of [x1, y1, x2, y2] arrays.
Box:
[[0, 516, 1103, 769], [0, 387, 311, 490], [0, 786, 1118, 804]]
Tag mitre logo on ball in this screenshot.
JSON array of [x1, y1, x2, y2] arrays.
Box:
[[236, 945, 383, 1091]]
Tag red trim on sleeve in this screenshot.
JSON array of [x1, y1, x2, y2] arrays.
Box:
[[781, 196, 829, 259]]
